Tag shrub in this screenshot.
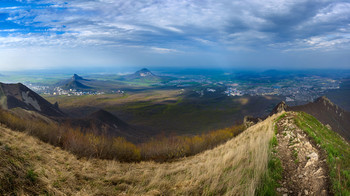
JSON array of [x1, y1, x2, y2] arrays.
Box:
[[26, 169, 38, 183], [0, 109, 244, 162], [139, 125, 245, 161]]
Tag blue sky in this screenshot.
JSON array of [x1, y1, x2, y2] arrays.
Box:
[[0, 0, 349, 71]]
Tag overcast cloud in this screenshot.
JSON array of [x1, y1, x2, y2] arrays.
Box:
[[0, 0, 349, 70]]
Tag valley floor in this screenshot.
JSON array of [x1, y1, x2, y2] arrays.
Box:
[[0, 114, 278, 195]]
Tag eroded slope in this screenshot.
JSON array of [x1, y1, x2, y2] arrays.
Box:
[[275, 112, 330, 195]]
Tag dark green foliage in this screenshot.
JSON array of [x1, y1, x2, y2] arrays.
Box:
[[26, 169, 38, 183]]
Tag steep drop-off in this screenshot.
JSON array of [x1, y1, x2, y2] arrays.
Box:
[[0, 82, 65, 117]]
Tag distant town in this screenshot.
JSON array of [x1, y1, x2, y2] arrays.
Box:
[[26, 74, 340, 104], [222, 76, 340, 102], [27, 84, 125, 96]]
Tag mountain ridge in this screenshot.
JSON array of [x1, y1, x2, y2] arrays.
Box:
[[0, 82, 65, 117], [271, 96, 350, 141], [63, 109, 144, 142]]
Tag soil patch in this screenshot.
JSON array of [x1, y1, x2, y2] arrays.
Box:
[[275, 113, 331, 196]]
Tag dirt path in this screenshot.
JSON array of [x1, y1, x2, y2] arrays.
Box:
[[275, 113, 331, 196]]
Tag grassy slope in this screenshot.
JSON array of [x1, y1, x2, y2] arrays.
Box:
[[0, 114, 279, 195], [294, 112, 350, 195], [256, 113, 285, 196], [0, 138, 43, 195]]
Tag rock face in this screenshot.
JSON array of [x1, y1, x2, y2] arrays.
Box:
[[289, 96, 350, 141], [0, 83, 65, 117], [315, 96, 334, 106], [269, 96, 350, 141], [270, 101, 288, 115]]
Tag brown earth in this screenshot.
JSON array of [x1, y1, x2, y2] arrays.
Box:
[[275, 112, 331, 196]]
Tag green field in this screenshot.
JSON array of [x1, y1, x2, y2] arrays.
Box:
[[0, 73, 69, 85]]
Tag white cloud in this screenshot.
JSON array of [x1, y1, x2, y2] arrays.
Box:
[[150, 47, 178, 53], [0, 0, 349, 69]]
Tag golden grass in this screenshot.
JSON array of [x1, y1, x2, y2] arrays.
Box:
[[0, 108, 244, 162], [0, 114, 279, 195]]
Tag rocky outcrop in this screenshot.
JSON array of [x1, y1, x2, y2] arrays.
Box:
[[289, 96, 350, 141], [275, 113, 329, 196], [270, 101, 288, 115], [269, 96, 350, 141], [0, 83, 65, 117], [243, 116, 261, 128]]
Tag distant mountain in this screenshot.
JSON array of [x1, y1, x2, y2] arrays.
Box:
[[62, 80, 91, 90], [60, 74, 92, 90], [72, 74, 90, 81], [66, 109, 145, 142], [124, 68, 161, 81], [0, 82, 65, 117], [134, 68, 155, 77], [271, 96, 350, 141]]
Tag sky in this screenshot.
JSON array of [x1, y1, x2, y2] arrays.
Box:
[[0, 0, 349, 71]]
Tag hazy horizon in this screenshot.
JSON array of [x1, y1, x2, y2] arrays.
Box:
[[0, 0, 349, 71], [2, 67, 350, 80]]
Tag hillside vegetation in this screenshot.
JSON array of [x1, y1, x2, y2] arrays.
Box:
[[0, 114, 278, 195], [2, 109, 349, 195], [295, 112, 350, 195], [259, 111, 350, 195], [0, 109, 244, 162]]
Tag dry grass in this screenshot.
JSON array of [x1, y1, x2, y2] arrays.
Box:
[[0, 114, 279, 195], [0, 108, 245, 162]]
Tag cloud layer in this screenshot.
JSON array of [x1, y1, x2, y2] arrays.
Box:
[[0, 0, 349, 70]]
